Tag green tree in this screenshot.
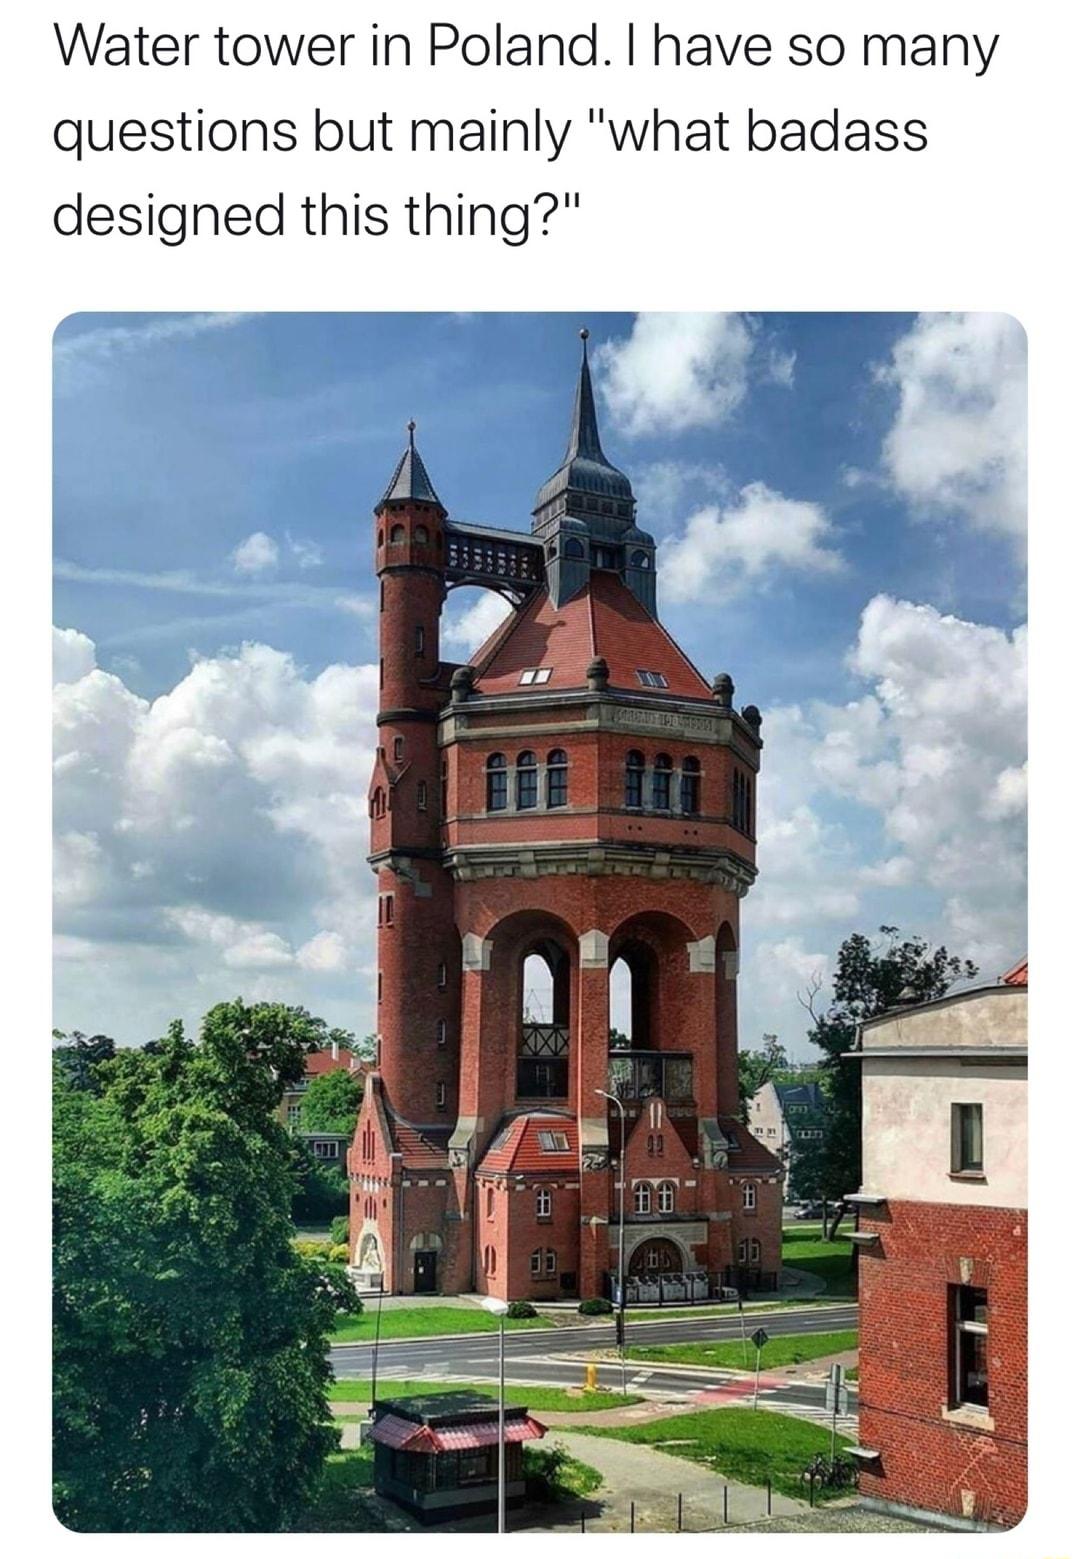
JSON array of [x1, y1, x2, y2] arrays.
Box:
[[737, 1033, 788, 1123], [52, 1029, 116, 1093], [53, 1000, 361, 1533], [299, 1067, 364, 1136], [804, 927, 977, 1234]]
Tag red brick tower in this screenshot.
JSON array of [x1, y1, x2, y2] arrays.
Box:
[[349, 334, 782, 1300]]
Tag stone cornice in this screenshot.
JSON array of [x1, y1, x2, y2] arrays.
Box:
[[443, 838, 757, 892]]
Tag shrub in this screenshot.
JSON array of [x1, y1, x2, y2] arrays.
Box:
[[578, 1296, 613, 1316], [327, 1243, 351, 1264], [293, 1238, 330, 1261], [506, 1300, 537, 1319], [329, 1215, 350, 1246]]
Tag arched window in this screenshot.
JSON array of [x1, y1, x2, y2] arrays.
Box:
[[680, 756, 701, 815], [486, 753, 508, 811], [414, 524, 429, 545], [546, 749, 568, 808], [417, 779, 428, 812], [630, 549, 650, 569], [390, 524, 406, 544], [742, 1182, 757, 1211], [414, 624, 425, 657], [653, 754, 673, 810], [371, 787, 386, 819], [738, 1238, 748, 1264], [658, 1182, 675, 1214], [625, 750, 645, 808], [486, 1187, 495, 1220], [633, 1183, 652, 1215], [536, 1186, 552, 1219], [565, 538, 585, 559], [484, 1245, 496, 1276], [516, 750, 538, 810]]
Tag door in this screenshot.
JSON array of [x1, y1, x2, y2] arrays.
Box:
[[413, 1249, 437, 1293]]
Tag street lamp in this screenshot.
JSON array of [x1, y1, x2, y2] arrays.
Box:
[[369, 1265, 385, 1417], [481, 1295, 510, 1533], [595, 1087, 628, 1396]]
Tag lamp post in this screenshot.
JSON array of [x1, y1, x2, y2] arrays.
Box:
[[369, 1266, 385, 1416], [595, 1088, 628, 1396], [481, 1295, 510, 1532]]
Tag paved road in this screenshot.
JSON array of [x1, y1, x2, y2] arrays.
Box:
[[331, 1301, 859, 1428]]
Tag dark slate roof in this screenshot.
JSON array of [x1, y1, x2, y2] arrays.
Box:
[[533, 331, 634, 514], [775, 1082, 826, 1113], [379, 422, 443, 508]]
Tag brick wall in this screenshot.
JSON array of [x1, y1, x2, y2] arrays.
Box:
[[857, 1198, 1027, 1528]]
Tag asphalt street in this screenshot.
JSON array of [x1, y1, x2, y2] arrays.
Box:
[[330, 1301, 860, 1424]]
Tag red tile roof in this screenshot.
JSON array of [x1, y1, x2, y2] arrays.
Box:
[[724, 1118, 784, 1172], [370, 1412, 545, 1452], [471, 572, 711, 699], [305, 1047, 364, 1078], [1002, 957, 1028, 987], [389, 1115, 452, 1169], [477, 1112, 579, 1174]]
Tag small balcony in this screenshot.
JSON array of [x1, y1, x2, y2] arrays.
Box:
[[608, 1050, 695, 1104], [517, 1022, 570, 1100]]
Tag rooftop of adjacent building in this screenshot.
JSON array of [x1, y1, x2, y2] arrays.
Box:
[[852, 958, 1028, 1059]]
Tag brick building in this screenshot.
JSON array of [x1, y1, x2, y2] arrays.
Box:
[[348, 332, 782, 1300], [849, 963, 1027, 1529]]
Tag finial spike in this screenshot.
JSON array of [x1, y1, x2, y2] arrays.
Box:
[[407, 418, 416, 444]]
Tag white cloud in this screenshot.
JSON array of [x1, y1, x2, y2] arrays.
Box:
[[442, 591, 513, 654], [231, 531, 279, 575], [659, 483, 843, 603], [53, 625, 96, 684], [287, 533, 324, 569], [879, 313, 1026, 540], [53, 633, 380, 1039], [632, 460, 729, 527], [595, 313, 791, 437], [54, 313, 253, 392]]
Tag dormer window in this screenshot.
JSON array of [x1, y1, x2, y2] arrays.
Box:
[[637, 669, 668, 689], [519, 668, 552, 685], [538, 1130, 569, 1152]]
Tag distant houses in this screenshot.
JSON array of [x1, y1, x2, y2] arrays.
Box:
[[748, 1077, 828, 1199], [279, 1041, 369, 1175]]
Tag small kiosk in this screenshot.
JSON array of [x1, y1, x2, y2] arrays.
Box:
[[369, 1392, 547, 1523]]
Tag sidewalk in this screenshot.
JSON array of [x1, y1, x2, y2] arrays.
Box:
[[541, 1428, 804, 1530]]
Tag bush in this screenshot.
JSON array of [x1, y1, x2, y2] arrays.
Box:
[[578, 1297, 613, 1316], [329, 1215, 350, 1246], [506, 1300, 537, 1319], [327, 1243, 351, 1264], [293, 1238, 330, 1260]]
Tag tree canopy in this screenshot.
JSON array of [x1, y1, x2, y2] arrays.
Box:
[[53, 1000, 360, 1532], [806, 927, 977, 1219], [299, 1066, 364, 1136]]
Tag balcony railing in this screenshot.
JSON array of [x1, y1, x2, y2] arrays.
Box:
[[608, 1050, 694, 1104], [517, 1023, 570, 1099]]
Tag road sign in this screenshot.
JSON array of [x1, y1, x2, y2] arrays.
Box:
[[825, 1383, 850, 1415], [751, 1328, 770, 1350]]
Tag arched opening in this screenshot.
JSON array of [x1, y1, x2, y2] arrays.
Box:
[[609, 912, 698, 1106], [629, 1237, 683, 1276], [609, 958, 632, 1048], [518, 937, 570, 1098]]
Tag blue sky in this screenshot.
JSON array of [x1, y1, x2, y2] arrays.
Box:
[[53, 311, 1027, 1056]]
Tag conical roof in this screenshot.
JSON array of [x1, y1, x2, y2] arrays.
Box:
[[378, 421, 444, 509]]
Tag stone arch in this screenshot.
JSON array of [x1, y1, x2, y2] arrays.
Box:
[[409, 1230, 443, 1252], [609, 909, 698, 1054], [354, 1224, 386, 1272]]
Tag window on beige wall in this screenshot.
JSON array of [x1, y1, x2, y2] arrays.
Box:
[[951, 1103, 984, 1173]]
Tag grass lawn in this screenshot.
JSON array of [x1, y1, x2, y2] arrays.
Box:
[[329, 1377, 643, 1412], [781, 1223, 858, 1298], [332, 1305, 553, 1343], [576, 1406, 853, 1502], [289, 1447, 386, 1532], [626, 1329, 858, 1372]]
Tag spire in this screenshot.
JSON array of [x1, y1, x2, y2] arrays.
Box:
[[563, 328, 606, 465], [533, 327, 634, 527], [377, 419, 444, 510]]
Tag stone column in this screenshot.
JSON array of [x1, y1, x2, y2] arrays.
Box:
[[576, 929, 611, 1297]]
